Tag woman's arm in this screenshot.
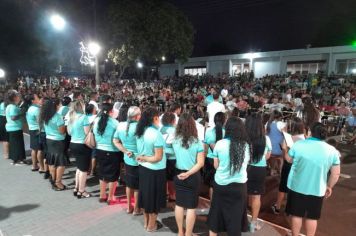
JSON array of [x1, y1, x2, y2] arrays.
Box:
[[177, 152, 205, 180], [58, 125, 66, 134], [137, 147, 163, 163], [113, 138, 132, 156], [213, 157, 219, 169]]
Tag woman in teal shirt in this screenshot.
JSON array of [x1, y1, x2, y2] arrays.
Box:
[[67, 100, 91, 199], [204, 112, 226, 199], [113, 106, 141, 214], [26, 93, 45, 172], [5, 90, 26, 165], [245, 113, 271, 232], [172, 113, 205, 236], [0, 98, 9, 160], [39, 98, 67, 191], [93, 103, 120, 205], [208, 117, 251, 236], [135, 107, 166, 232], [160, 112, 176, 201]]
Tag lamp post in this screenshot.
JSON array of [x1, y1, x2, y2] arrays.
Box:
[[50, 14, 66, 31], [88, 42, 101, 90]]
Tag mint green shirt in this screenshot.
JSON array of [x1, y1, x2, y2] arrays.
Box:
[[173, 138, 204, 170], [204, 127, 225, 158], [0, 102, 5, 116], [5, 104, 23, 131], [136, 126, 166, 170], [212, 139, 250, 185], [44, 113, 65, 140], [58, 105, 69, 117], [93, 117, 119, 152], [249, 136, 272, 167], [160, 125, 176, 160], [287, 137, 341, 197], [26, 105, 40, 131], [69, 113, 90, 144], [114, 121, 139, 166]]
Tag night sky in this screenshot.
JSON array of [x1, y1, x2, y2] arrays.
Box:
[[1, 0, 356, 71]]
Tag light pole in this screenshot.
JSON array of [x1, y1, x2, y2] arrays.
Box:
[[88, 42, 101, 90], [50, 14, 66, 31]]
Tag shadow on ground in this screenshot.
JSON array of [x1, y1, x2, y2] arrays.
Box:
[[0, 204, 40, 221]]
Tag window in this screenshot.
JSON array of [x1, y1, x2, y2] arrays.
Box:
[[184, 67, 207, 75]]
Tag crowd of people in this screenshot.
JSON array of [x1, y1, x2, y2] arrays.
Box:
[[0, 71, 354, 236]]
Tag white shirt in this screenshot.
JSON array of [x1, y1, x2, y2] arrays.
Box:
[[207, 101, 226, 127], [89, 100, 99, 111], [221, 89, 228, 98], [195, 121, 205, 141]]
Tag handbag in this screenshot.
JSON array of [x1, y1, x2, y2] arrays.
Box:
[[84, 123, 96, 149]]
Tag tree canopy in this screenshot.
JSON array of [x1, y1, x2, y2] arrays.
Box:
[[107, 0, 194, 69]]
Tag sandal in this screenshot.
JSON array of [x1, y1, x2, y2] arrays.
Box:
[[77, 191, 91, 199], [133, 210, 143, 216], [31, 168, 39, 172], [53, 183, 67, 191], [126, 207, 134, 214], [73, 188, 78, 197], [146, 221, 163, 233], [99, 197, 108, 203]]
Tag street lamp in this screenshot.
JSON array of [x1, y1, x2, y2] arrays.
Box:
[[161, 56, 166, 61], [0, 68, 5, 78], [50, 14, 66, 31], [137, 62, 143, 69], [88, 42, 101, 90]]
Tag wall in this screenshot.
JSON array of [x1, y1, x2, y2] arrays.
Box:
[[208, 60, 230, 75], [254, 60, 280, 78], [159, 63, 178, 77]]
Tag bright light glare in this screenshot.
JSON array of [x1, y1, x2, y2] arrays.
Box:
[[162, 56, 166, 61], [232, 65, 238, 71], [137, 62, 143, 68], [352, 68, 356, 74], [0, 68, 5, 78], [50, 14, 66, 31], [90, 61, 95, 67], [88, 42, 101, 56], [246, 52, 256, 60]]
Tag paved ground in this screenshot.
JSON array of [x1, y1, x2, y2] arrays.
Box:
[[1, 134, 354, 236]]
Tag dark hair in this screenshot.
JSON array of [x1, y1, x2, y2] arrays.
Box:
[[90, 92, 98, 99], [245, 113, 266, 164], [175, 113, 198, 148], [311, 122, 327, 140], [213, 92, 219, 100], [85, 103, 95, 115], [266, 110, 282, 134], [303, 97, 320, 130], [214, 112, 226, 142], [290, 117, 305, 135], [135, 107, 160, 138], [61, 96, 72, 106], [162, 112, 176, 126], [73, 90, 82, 100], [97, 103, 113, 136], [169, 103, 181, 113], [225, 117, 250, 175], [118, 104, 129, 122], [39, 98, 60, 125], [102, 95, 113, 104]]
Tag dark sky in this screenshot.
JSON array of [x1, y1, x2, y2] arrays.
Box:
[[1, 0, 356, 72]]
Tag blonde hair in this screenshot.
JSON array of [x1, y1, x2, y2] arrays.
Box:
[[68, 100, 85, 126]]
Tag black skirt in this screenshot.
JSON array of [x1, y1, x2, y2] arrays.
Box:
[[125, 164, 139, 190], [70, 143, 92, 172], [247, 165, 267, 195], [279, 160, 292, 193], [38, 132, 47, 158], [174, 169, 201, 209], [208, 181, 247, 236], [166, 159, 176, 181], [29, 130, 41, 151], [138, 166, 167, 213], [96, 149, 120, 182], [46, 139, 68, 167], [285, 190, 324, 220], [8, 130, 26, 162], [203, 158, 216, 187], [0, 116, 8, 142]]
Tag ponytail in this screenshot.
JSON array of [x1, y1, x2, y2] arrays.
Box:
[[214, 112, 226, 141], [97, 103, 113, 136]]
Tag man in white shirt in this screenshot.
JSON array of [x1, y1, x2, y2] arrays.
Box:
[[207, 93, 226, 127], [88, 92, 99, 111]]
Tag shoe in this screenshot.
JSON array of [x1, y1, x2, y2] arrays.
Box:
[[99, 197, 108, 203], [77, 191, 91, 199], [107, 199, 120, 205], [146, 221, 163, 233], [44, 172, 50, 179], [271, 204, 280, 215], [31, 168, 39, 172], [73, 188, 78, 197], [249, 221, 258, 233], [39, 170, 46, 174], [52, 184, 67, 191]]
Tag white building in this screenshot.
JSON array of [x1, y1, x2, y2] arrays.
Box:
[[160, 45, 356, 77]]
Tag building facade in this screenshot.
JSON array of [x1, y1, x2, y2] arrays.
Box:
[[160, 45, 356, 78]]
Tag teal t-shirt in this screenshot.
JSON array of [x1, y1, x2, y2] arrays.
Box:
[[205, 94, 223, 105], [26, 105, 40, 131], [249, 136, 272, 167], [173, 138, 204, 170], [287, 137, 341, 197], [160, 125, 176, 160], [212, 139, 250, 185], [44, 113, 65, 140], [5, 104, 23, 131], [113, 121, 139, 166], [58, 105, 69, 117], [93, 117, 119, 152], [69, 113, 90, 144], [136, 126, 166, 170], [0, 102, 5, 116], [204, 127, 225, 158]]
